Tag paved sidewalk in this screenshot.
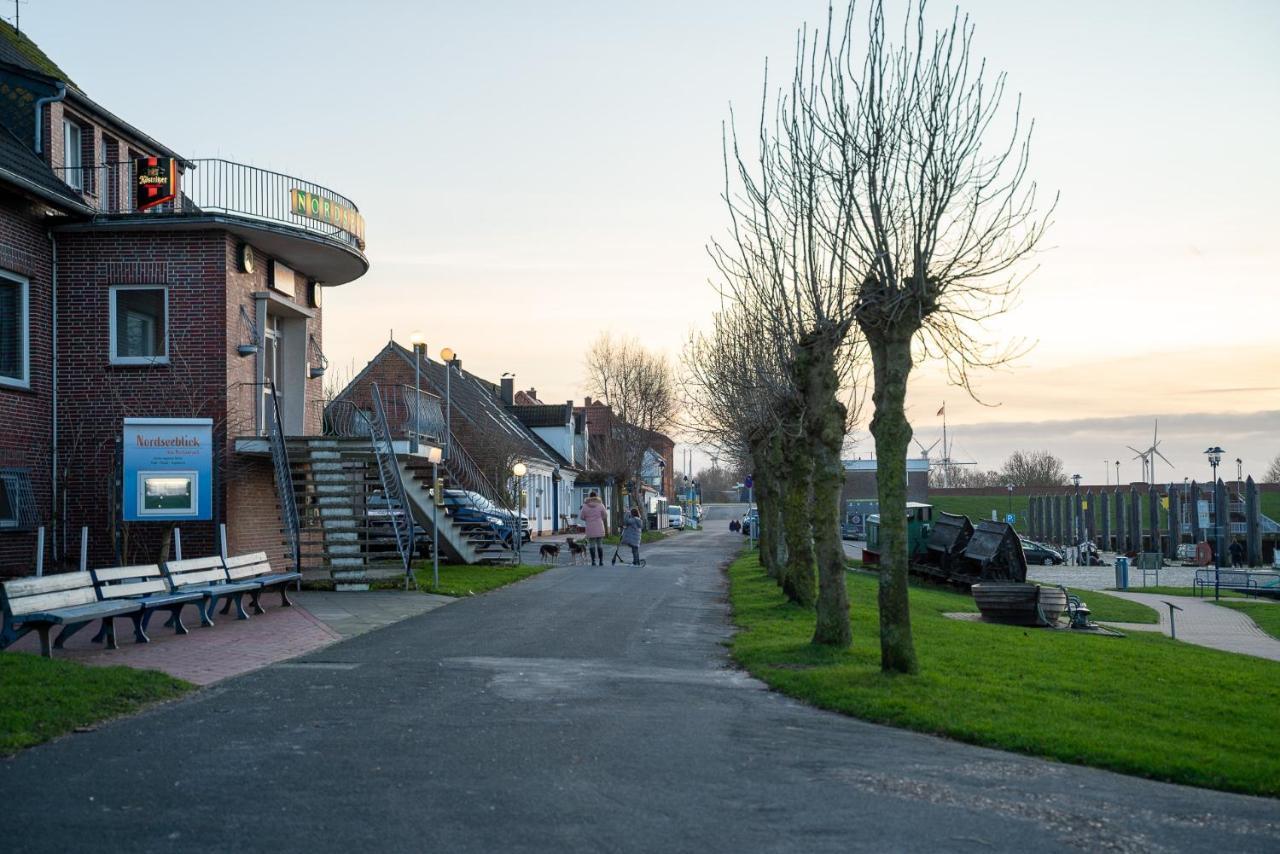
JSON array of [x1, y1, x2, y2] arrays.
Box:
[[294, 590, 453, 639], [1097, 591, 1280, 661]]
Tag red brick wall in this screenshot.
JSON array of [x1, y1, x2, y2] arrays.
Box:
[[0, 194, 54, 575], [54, 229, 229, 568]]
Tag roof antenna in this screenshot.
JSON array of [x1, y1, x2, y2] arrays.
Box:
[[12, 0, 26, 36]]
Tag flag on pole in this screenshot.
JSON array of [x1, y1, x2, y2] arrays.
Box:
[[937, 403, 945, 417]]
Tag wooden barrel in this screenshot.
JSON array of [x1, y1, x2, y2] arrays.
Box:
[[972, 583, 1068, 626]]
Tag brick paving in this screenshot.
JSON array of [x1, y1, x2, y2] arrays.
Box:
[[5, 600, 340, 686]]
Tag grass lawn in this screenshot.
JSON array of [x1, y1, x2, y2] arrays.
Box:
[[1068, 588, 1158, 623], [411, 562, 551, 596], [728, 554, 1280, 797], [1216, 601, 1280, 641], [0, 654, 190, 755]]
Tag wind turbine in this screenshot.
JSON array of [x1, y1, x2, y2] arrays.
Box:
[[1127, 420, 1172, 484]]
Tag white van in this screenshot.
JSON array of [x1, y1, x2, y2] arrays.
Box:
[[667, 506, 685, 530]]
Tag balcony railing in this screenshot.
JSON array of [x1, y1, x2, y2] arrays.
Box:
[[317, 385, 445, 444], [52, 159, 364, 253]]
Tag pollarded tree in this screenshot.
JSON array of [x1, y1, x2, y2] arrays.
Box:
[[818, 0, 1056, 672]]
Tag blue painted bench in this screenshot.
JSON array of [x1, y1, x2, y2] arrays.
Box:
[[0, 572, 142, 657], [163, 556, 259, 623], [91, 564, 207, 642], [222, 552, 301, 615]]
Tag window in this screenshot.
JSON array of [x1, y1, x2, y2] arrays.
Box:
[[0, 270, 28, 388], [0, 468, 37, 530], [63, 119, 83, 190], [110, 286, 168, 364]]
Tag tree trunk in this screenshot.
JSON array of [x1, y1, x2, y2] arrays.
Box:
[[766, 429, 788, 573], [866, 329, 919, 674], [750, 442, 778, 579], [779, 424, 816, 608], [798, 332, 850, 647]]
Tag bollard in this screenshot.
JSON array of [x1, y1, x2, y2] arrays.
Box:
[[79, 526, 89, 573], [173, 527, 182, 561], [1162, 600, 1183, 640], [220, 523, 229, 559]]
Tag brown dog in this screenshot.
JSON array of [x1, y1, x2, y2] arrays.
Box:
[[539, 542, 561, 564], [565, 537, 587, 565]]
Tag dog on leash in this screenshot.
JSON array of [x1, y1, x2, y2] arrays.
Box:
[[565, 537, 588, 565], [538, 542, 561, 564]]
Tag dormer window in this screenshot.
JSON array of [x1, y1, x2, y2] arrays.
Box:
[[63, 119, 83, 190]]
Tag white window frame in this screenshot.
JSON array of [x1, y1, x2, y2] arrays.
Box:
[[0, 269, 29, 390], [63, 118, 83, 190], [109, 285, 169, 365]]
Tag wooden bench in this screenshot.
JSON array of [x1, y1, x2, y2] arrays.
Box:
[[0, 572, 142, 657], [222, 552, 301, 615], [163, 556, 259, 624], [91, 564, 207, 643]]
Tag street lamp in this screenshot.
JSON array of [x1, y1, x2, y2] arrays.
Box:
[[1006, 483, 1014, 520], [409, 331, 426, 454], [440, 347, 456, 461], [512, 462, 527, 565], [1072, 473, 1082, 556], [427, 445, 443, 589], [1205, 446, 1223, 568]]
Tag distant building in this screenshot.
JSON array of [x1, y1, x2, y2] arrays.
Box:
[[841, 459, 931, 505]]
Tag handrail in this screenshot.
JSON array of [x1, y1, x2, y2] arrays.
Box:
[[51, 158, 364, 253], [266, 382, 301, 574], [369, 383, 416, 586]]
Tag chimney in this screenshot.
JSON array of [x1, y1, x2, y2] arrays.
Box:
[[566, 400, 573, 426], [528, 387, 537, 401], [500, 376, 514, 406], [584, 396, 592, 406]]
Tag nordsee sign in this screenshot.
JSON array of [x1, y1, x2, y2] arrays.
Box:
[[122, 418, 214, 522]]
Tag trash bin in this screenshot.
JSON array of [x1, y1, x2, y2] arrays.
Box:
[[1114, 556, 1129, 590]]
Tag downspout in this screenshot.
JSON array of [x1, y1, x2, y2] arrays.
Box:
[[48, 230, 58, 564], [34, 82, 68, 156]]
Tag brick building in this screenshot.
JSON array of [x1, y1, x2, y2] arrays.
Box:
[[0, 23, 367, 576]]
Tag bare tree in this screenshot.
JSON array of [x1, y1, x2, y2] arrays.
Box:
[[1264, 454, 1280, 485], [797, 0, 1056, 673], [1000, 450, 1068, 487], [584, 335, 678, 527]]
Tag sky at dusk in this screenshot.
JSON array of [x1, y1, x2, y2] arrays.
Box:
[[25, 0, 1279, 481]]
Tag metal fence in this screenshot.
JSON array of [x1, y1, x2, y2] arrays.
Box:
[[52, 159, 363, 252]]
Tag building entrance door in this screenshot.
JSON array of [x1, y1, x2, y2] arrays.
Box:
[[263, 317, 282, 434]]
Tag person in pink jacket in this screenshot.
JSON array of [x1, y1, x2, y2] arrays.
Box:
[[579, 491, 609, 566]]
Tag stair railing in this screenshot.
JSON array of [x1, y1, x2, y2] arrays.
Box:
[[266, 382, 302, 574], [369, 383, 417, 586]]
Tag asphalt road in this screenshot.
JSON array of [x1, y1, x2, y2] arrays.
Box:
[[3, 504, 1277, 852]]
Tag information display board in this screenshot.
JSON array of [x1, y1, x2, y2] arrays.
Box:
[[122, 418, 213, 522]]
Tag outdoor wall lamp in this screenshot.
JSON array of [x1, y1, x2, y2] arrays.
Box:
[[236, 305, 260, 357], [308, 334, 328, 378]]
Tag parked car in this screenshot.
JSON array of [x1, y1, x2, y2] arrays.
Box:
[[442, 489, 529, 547], [742, 507, 759, 536], [1020, 539, 1064, 566], [366, 494, 432, 558], [667, 506, 685, 530]]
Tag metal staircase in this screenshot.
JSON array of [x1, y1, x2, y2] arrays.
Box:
[[368, 383, 417, 588], [266, 383, 302, 573]]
